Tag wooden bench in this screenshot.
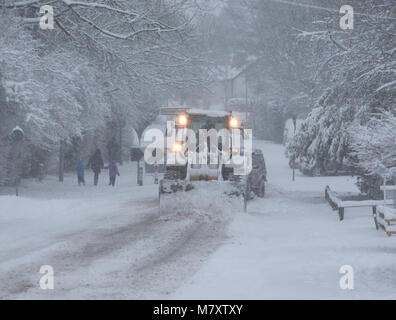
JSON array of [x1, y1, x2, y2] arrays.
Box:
[[325, 186, 393, 222], [376, 186, 396, 236], [377, 205, 396, 236]]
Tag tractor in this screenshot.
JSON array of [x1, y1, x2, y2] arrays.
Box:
[[156, 107, 265, 213]]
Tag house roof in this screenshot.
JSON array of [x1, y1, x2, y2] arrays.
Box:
[[210, 56, 260, 82]]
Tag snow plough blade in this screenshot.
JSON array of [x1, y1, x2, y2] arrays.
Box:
[[159, 178, 249, 215], [160, 179, 194, 194]]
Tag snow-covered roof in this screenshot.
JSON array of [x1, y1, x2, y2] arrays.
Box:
[[160, 107, 230, 117], [210, 56, 260, 82], [187, 108, 230, 117]]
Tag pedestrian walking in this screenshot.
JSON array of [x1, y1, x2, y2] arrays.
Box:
[[88, 149, 104, 186], [76, 160, 88, 186], [105, 160, 120, 187]]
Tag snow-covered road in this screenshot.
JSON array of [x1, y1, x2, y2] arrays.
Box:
[[2, 141, 396, 299], [0, 164, 234, 299]]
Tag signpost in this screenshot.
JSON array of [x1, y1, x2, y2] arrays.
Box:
[[131, 146, 144, 186], [10, 126, 24, 196]]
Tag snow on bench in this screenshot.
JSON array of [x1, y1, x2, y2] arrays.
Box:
[[325, 186, 393, 222], [377, 206, 396, 237]]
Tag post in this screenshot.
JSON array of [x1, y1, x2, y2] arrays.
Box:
[[131, 146, 144, 186], [243, 175, 250, 213], [59, 139, 64, 182], [10, 126, 25, 196], [15, 147, 22, 197], [139, 166, 143, 186], [154, 162, 159, 185], [339, 207, 344, 221], [137, 160, 143, 186], [292, 115, 297, 182], [372, 206, 379, 230], [137, 159, 140, 185]]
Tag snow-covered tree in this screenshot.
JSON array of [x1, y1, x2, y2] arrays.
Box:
[[351, 112, 396, 175], [286, 88, 356, 173], [285, 0, 395, 177], [349, 112, 396, 198], [0, 1, 212, 185]]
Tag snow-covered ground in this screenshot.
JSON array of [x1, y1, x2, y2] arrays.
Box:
[[173, 141, 396, 299], [1, 141, 396, 299]]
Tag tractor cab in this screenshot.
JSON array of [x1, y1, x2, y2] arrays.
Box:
[[160, 108, 242, 178]]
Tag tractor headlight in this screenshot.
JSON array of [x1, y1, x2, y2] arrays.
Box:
[[229, 117, 239, 128], [177, 114, 188, 126], [172, 142, 182, 153]]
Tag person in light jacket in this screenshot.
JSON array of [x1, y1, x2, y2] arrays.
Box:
[[76, 160, 88, 186]]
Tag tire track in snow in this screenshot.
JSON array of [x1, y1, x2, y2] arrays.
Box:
[[0, 192, 234, 299]]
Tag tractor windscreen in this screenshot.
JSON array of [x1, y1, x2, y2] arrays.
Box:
[[190, 115, 228, 134]]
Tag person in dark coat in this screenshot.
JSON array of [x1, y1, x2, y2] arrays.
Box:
[[88, 149, 104, 186], [105, 160, 120, 187], [76, 160, 88, 186]]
